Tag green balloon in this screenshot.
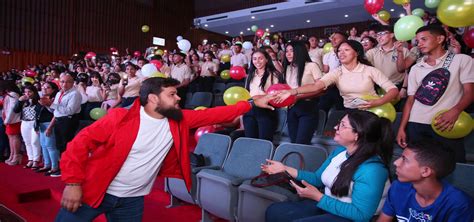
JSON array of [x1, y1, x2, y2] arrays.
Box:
[[220, 70, 230, 80], [21, 77, 35, 85], [425, 0, 440, 8], [432, 110, 473, 139], [223, 86, 250, 105], [90, 108, 107, 120], [412, 8, 425, 17], [394, 15, 424, 41], [251, 25, 258, 32], [437, 0, 474, 28]]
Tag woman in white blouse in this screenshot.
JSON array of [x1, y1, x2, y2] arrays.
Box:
[[198, 51, 219, 92], [275, 40, 398, 110], [84, 72, 104, 119]]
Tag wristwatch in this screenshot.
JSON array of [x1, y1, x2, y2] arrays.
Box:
[[248, 98, 255, 108]]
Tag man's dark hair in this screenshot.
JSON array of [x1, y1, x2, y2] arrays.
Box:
[[333, 31, 348, 40], [406, 139, 456, 179], [416, 24, 447, 40], [376, 25, 394, 33], [139, 77, 180, 106]]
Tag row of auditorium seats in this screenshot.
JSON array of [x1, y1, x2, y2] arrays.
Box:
[[165, 133, 474, 222]]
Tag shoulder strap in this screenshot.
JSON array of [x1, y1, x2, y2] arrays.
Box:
[[442, 52, 455, 70], [281, 151, 305, 170]]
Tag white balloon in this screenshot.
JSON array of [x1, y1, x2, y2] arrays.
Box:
[[242, 41, 253, 50], [141, 63, 158, 77], [176, 36, 183, 42], [177, 39, 191, 52]]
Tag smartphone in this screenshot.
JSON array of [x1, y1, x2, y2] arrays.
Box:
[[349, 98, 368, 107], [285, 171, 305, 188]]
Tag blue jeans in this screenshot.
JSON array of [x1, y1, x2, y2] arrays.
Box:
[[266, 199, 351, 222], [39, 122, 59, 169], [407, 122, 465, 163], [243, 106, 277, 141], [55, 193, 144, 222], [287, 99, 319, 144]]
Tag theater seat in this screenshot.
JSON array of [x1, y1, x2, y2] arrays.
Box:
[[196, 138, 273, 221]]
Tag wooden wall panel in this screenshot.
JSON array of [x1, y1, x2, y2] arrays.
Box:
[[0, 0, 227, 72]]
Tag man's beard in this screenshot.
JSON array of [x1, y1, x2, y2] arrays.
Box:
[[155, 105, 183, 121]]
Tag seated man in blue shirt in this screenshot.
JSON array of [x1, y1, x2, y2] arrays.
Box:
[[377, 139, 474, 222]]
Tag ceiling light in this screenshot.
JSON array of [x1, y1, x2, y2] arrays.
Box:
[[344, 14, 349, 18], [400, 13, 405, 17], [240, 31, 244, 35], [251, 16, 255, 19], [225, 31, 229, 34], [265, 28, 269, 32], [390, 8, 395, 12], [270, 25, 274, 28], [204, 24, 208, 27], [247, 27, 251, 31], [306, 20, 311, 23]]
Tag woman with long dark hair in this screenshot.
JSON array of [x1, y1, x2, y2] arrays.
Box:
[[0, 81, 22, 165], [282, 40, 323, 144], [243, 48, 281, 140], [13, 85, 41, 168], [275, 40, 398, 110], [35, 81, 61, 176], [264, 111, 393, 221]]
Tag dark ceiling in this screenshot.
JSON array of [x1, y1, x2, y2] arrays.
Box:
[[194, 0, 284, 17]]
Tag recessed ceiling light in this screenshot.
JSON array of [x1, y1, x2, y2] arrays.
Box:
[[265, 28, 269, 32], [400, 13, 405, 17], [390, 8, 395, 12], [247, 27, 251, 31], [251, 16, 255, 19], [270, 25, 274, 28], [204, 24, 208, 27], [344, 14, 349, 18], [302, 35, 305, 37], [240, 31, 244, 35], [225, 31, 229, 34], [306, 20, 311, 23]]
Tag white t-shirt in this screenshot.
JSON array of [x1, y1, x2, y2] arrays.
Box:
[[230, 53, 248, 67], [106, 107, 173, 197], [322, 51, 340, 72]]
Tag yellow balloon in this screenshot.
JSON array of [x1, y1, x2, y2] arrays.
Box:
[[223, 86, 251, 105], [376, 88, 400, 105], [431, 110, 473, 139], [150, 72, 167, 78], [393, 0, 410, 5], [194, 106, 207, 110], [378, 10, 391, 22], [220, 70, 230, 80], [437, 0, 474, 28], [221, 54, 231, 63], [155, 49, 164, 56], [141, 25, 150, 33], [361, 95, 397, 122], [323, 43, 333, 54]]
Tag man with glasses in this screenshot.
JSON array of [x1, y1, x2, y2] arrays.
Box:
[[39, 73, 81, 153], [366, 25, 410, 90]]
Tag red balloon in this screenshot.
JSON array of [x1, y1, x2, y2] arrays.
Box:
[[133, 51, 141, 57], [229, 66, 247, 80], [266, 84, 296, 108], [256, 29, 265, 38], [51, 79, 61, 89], [194, 125, 223, 142], [150, 60, 163, 70], [463, 28, 474, 48], [364, 0, 384, 15], [25, 70, 37, 78], [85, 52, 96, 59]]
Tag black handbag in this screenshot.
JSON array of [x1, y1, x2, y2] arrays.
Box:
[[251, 152, 305, 193], [190, 152, 206, 168]]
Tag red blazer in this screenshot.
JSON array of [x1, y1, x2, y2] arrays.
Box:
[[61, 99, 251, 208]]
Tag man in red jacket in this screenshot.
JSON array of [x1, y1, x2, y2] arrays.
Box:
[[56, 77, 274, 221]]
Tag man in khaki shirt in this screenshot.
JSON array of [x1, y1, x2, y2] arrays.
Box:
[[170, 52, 192, 107], [366, 25, 410, 87], [307, 36, 323, 71], [397, 25, 474, 163]]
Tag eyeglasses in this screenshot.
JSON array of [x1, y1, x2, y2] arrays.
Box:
[[361, 39, 370, 44], [376, 31, 389, 37], [334, 121, 354, 131], [42, 86, 51, 89]]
